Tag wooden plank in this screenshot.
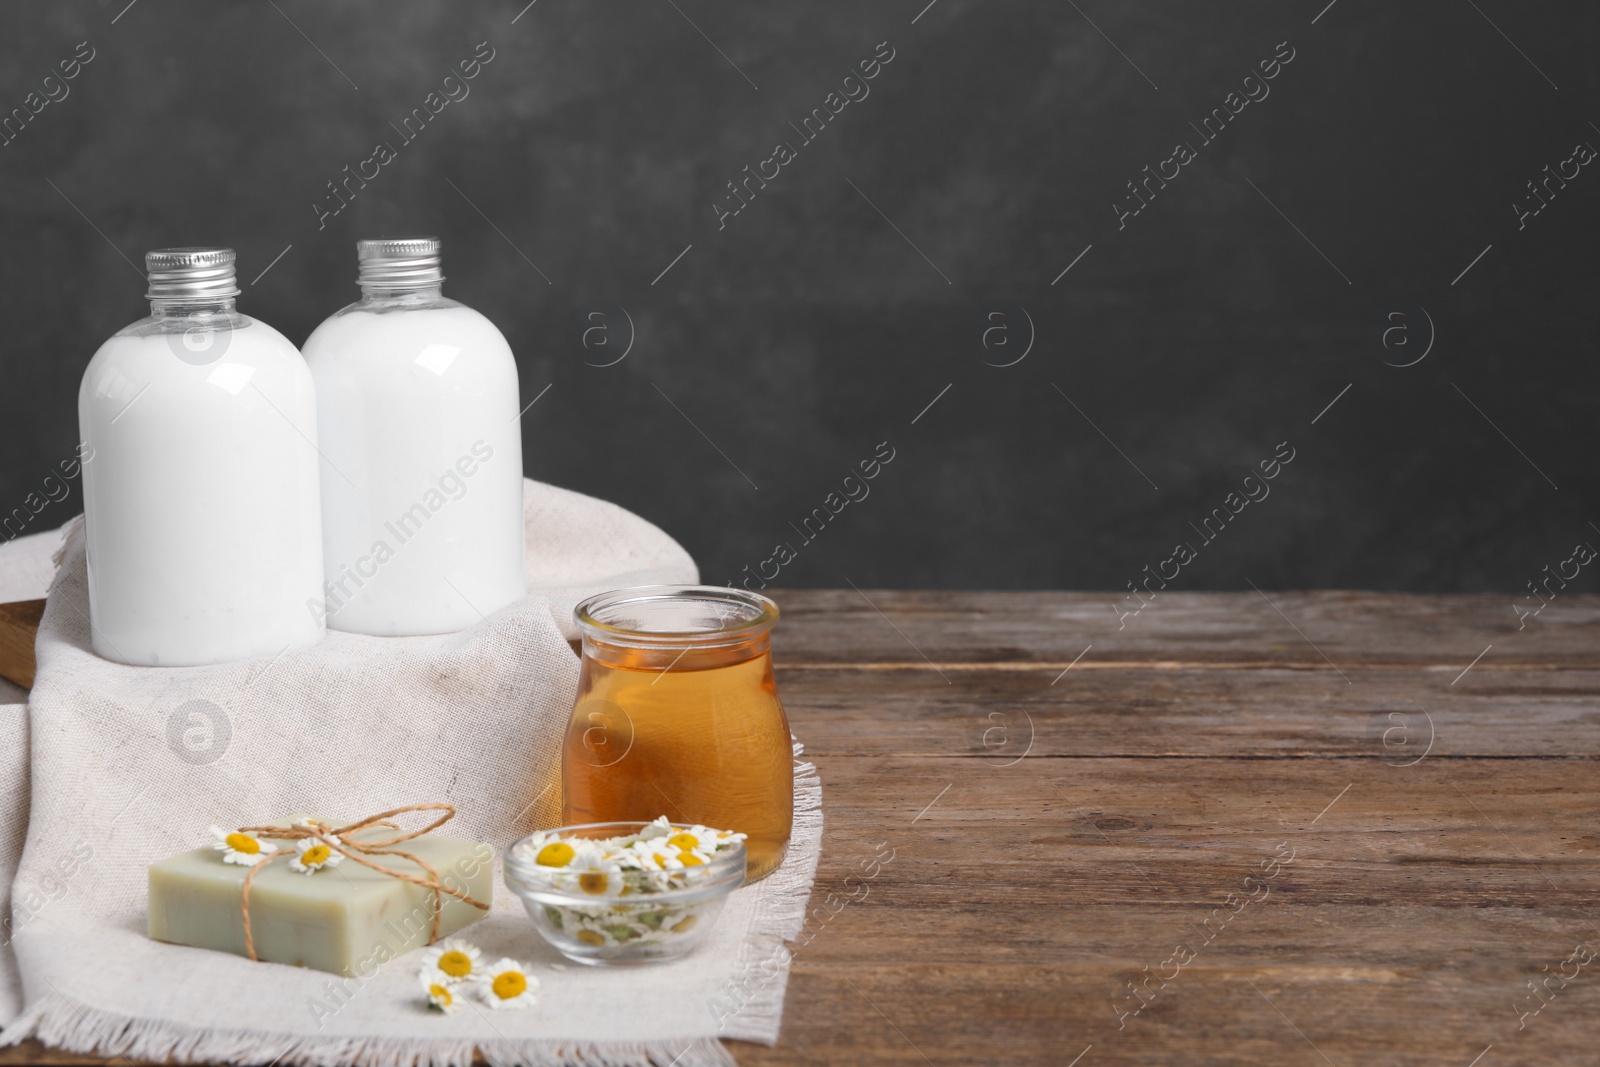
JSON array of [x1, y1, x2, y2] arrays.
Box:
[[0, 598, 43, 690], [774, 665, 1600, 758], [795, 756, 1599, 906], [769, 589, 1600, 669], [732, 950, 1599, 1066], [750, 902, 1600, 975]]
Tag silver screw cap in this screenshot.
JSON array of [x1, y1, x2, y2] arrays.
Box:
[[357, 236, 444, 288], [145, 247, 240, 301]]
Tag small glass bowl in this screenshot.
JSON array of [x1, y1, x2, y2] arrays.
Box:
[[503, 821, 746, 966]]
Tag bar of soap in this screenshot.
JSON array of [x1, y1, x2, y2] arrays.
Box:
[[148, 816, 493, 976]]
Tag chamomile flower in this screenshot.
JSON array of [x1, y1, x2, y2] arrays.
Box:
[[421, 938, 482, 983], [664, 826, 721, 854], [574, 927, 611, 948], [533, 840, 577, 868], [682, 824, 747, 850], [419, 968, 461, 1014], [209, 825, 271, 866], [571, 857, 625, 897], [289, 834, 343, 874], [627, 839, 685, 871], [600, 842, 648, 870], [636, 815, 674, 840], [518, 825, 569, 870], [478, 958, 539, 1010], [515, 817, 742, 913]]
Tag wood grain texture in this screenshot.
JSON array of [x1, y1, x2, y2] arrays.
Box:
[[2, 591, 1596, 1065], [773, 590, 1600, 669], [742, 591, 1600, 1066], [0, 599, 43, 690]]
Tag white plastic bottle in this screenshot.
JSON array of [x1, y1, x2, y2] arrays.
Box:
[[302, 237, 525, 635], [78, 247, 325, 666]]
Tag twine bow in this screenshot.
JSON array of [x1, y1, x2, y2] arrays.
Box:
[[235, 803, 490, 962]]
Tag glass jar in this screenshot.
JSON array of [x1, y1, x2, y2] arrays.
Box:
[[563, 586, 793, 883], [504, 821, 746, 966]]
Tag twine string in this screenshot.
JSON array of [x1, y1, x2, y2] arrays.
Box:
[[234, 803, 489, 962]]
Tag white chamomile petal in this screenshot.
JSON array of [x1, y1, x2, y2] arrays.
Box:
[[522, 830, 557, 857], [665, 827, 719, 853], [637, 816, 673, 841], [421, 938, 482, 982], [288, 835, 343, 874], [209, 825, 271, 866], [418, 968, 461, 1014], [479, 958, 539, 1010], [570, 840, 609, 864], [523, 819, 742, 914], [628, 841, 683, 871], [532, 838, 580, 869]]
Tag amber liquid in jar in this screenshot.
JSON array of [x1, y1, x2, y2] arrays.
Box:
[[563, 603, 794, 884]]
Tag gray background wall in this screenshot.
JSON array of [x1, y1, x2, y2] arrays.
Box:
[[1, 1, 1595, 593]]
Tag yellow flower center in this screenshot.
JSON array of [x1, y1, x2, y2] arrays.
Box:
[[536, 842, 575, 867], [671, 915, 698, 933], [578, 871, 609, 894], [225, 833, 261, 854], [652, 853, 669, 867], [492, 971, 528, 1000], [667, 833, 699, 851], [429, 984, 453, 1005], [437, 950, 472, 978], [678, 851, 704, 866], [577, 929, 605, 946], [301, 844, 331, 867]]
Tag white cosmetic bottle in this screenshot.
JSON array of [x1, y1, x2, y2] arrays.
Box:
[[302, 237, 525, 635], [78, 247, 326, 666]]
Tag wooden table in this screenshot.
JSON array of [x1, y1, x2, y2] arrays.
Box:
[[5, 590, 1596, 1065], [730, 591, 1599, 1066]]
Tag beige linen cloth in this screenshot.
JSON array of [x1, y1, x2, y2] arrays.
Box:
[[0, 480, 822, 1067]]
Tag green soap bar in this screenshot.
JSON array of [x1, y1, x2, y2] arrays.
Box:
[[148, 817, 493, 976]]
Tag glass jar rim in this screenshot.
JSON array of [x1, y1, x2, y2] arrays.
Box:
[[503, 821, 747, 903], [573, 585, 778, 649]]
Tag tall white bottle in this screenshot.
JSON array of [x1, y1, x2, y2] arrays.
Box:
[[302, 237, 525, 635], [78, 247, 325, 666]]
